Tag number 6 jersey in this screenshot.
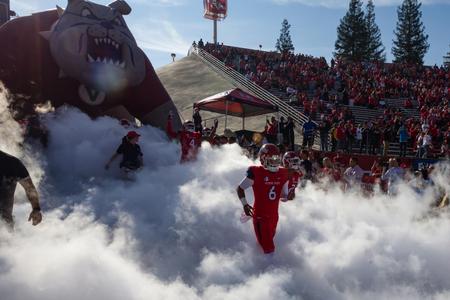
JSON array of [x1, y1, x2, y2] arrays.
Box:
[[241, 166, 289, 218]]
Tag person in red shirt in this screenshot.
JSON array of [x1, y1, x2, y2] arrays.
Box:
[[404, 99, 413, 109], [236, 144, 292, 254], [317, 157, 342, 191], [336, 123, 346, 151], [332, 151, 347, 172], [370, 159, 383, 178], [166, 113, 216, 163]]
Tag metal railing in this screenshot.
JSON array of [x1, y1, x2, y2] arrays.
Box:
[[190, 46, 314, 134]]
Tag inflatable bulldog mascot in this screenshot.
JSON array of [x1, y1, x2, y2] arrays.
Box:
[[0, 0, 181, 129]]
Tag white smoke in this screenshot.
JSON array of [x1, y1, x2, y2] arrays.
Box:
[[1, 90, 450, 300]]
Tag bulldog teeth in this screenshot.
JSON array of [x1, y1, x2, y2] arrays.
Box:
[[90, 37, 123, 66]]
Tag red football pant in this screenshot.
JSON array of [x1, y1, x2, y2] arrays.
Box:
[[253, 216, 278, 254]]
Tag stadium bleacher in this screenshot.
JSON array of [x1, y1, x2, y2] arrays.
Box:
[[198, 43, 449, 159]]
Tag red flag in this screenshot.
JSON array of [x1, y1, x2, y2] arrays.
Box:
[[203, 0, 227, 21]]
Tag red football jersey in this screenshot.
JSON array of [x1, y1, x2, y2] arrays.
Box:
[[247, 166, 289, 218], [288, 171, 302, 192], [180, 131, 202, 162]]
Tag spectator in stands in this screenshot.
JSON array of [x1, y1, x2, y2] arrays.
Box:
[[398, 123, 409, 157], [355, 124, 363, 149], [343, 157, 364, 190], [318, 116, 330, 152], [266, 116, 278, 144], [346, 122, 355, 154], [198, 38, 204, 48], [299, 150, 313, 181], [382, 125, 392, 156], [319, 157, 341, 183], [370, 159, 383, 178], [309, 151, 321, 180], [330, 124, 337, 152], [302, 117, 317, 149], [311, 98, 319, 120], [359, 122, 369, 154], [286, 86, 297, 98], [285, 116, 295, 151], [239, 134, 252, 148], [369, 124, 381, 155], [201, 45, 450, 158], [278, 116, 286, 145], [416, 130, 432, 158], [332, 151, 347, 174], [404, 98, 413, 109], [381, 158, 405, 196], [193, 107, 202, 134], [336, 122, 346, 151]]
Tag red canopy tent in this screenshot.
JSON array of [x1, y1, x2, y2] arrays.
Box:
[[194, 88, 278, 129]]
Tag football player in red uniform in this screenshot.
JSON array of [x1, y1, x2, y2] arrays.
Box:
[[236, 144, 293, 254], [282, 151, 303, 198], [166, 112, 217, 163]]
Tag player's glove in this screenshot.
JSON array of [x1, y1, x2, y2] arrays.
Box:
[[243, 204, 254, 217]]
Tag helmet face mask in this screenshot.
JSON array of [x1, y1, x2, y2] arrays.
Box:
[[259, 144, 281, 173], [283, 151, 301, 170], [202, 127, 212, 137], [265, 155, 281, 172], [183, 121, 195, 133]]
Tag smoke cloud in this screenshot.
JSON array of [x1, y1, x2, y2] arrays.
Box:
[[1, 89, 449, 300]]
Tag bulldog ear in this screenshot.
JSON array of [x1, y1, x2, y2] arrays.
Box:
[[56, 5, 65, 17], [108, 0, 132, 15]]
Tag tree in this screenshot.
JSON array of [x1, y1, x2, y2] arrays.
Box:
[[334, 0, 369, 62], [276, 19, 294, 53], [444, 44, 450, 68], [365, 0, 385, 61], [392, 0, 429, 64]]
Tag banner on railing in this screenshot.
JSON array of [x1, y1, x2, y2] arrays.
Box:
[[412, 158, 441, 171], [203, 0, 227, 21]]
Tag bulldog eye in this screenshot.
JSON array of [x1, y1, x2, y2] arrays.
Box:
[[113, 16, 124, 27], [81, 8, 93, 18]]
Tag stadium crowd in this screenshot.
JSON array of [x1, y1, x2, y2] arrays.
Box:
[[180, 109, 446, 204], [198, 42, 449, 159]]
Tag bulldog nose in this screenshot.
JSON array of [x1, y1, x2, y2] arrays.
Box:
[[101, 21, 114, 30]]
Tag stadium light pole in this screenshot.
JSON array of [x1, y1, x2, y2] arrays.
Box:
[[213, 20, 217, 45]]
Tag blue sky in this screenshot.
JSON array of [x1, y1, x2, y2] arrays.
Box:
[[10, 0, 450, 69]]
